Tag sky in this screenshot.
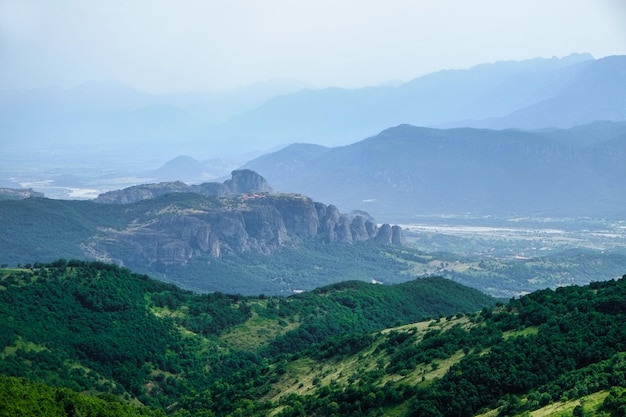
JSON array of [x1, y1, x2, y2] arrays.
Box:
[[1, 0, 625, 93]]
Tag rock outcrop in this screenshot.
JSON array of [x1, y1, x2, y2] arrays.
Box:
[[0, 188, 44, 200], [89, 170, 404, 269], [95, 169, 273, 204], [223, 169, 273, 194]]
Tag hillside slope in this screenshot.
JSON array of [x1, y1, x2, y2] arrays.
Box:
[[0, 261, 495, 414], [1, 261, 626, 416]]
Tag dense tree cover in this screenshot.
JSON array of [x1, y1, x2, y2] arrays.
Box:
[[2, 261, 626, 416], [383, 322, 502, 374], [407, 277, 626, 416], [262, 277, 495, 356], [0, 198, 129, 264], [602, 386, 626, 416], [0, 260, 496, 416], [0, 375, 165, 417], [244, 277, 626, 417], [0, 260, 255, 408], [160, 241, 435, 295]]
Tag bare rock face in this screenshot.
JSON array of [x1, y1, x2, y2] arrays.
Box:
[[241, 205, 289, 250], [391, 225, 405, 246], [365, 221, 378, 239], [316, 203, 341, 242], [375, 224, 393, 244], [335, 217, 353, 244], [95, 181, 190, 204], [194, 225, 220, 257], [0, 188, 44, 199], [373, 224, 404, 245], [263, 195, 319, 239], [88, 170, 404, 269], [224, 169, 273, 194], [350, 216, 370, 242], [194, 182, 230, 198], [95, 170, 272, 204]]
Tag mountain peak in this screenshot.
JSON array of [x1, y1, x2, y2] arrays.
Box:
[[224, 169, 273, 194]]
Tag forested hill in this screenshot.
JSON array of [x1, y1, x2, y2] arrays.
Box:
[[0, 261, 494, 416], [2, 261, 626, 416]]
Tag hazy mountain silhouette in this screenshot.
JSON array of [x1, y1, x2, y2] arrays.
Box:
[[0, 79, 310, 152], [3, 53, 626, 199], [243, 123, 626, 221], [207, 53, 611, 152], [447, 56, 626, 129]]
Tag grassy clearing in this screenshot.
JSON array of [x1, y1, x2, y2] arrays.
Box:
[[380, 319, 435, 335], [530, 390, 608, 417], [476, 390, 610, 417], [220, 311, 299, 351], [504, 326, 539, 339], [267, 316, 478, 403], [265, 335, 388, 401], [1, 336, 48, 358], [150, 305, 187, 319]]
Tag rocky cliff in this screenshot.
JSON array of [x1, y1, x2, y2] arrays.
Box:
[[95, 169, 272, 204], [89, 171, 404, 269], [0, 188, 44, 200]]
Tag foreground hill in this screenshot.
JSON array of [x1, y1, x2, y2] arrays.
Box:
[[243, 122, 626, 220], [1, 261, 626, 416], [0, 261, 495, 415]]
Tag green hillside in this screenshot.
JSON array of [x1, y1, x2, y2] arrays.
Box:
[[0, 375, 166, 417], [1, 261, 626, 416], [0, 261, 496, 416]]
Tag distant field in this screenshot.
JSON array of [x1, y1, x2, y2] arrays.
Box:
[[402, 216, 626, 257]]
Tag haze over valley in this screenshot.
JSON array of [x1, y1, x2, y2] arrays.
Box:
[[3, 53, 626, 205]]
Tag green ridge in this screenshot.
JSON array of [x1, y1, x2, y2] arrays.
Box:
[[1, 261, 626, 416]]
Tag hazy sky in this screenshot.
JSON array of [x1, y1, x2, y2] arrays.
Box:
[[1, 0, 625, 93]]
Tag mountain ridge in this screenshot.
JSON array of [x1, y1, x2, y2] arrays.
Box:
[[0, 170, 407, 294], [447, 55, 626, 129], [4, 53, 625, 202], [206, 53, 617, 152], [242, 122, 626, 220]]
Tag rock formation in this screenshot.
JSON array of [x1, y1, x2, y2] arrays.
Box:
[[90, 170, 404, 269], [95, 169, 272, 204], [0, 188, 44, 200]]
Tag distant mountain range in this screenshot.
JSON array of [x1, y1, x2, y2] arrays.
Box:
[[242, 121, 626, 221], [3, 53, 625, 159], [0, 78, 310, 155], [3, 53, 626, 206], [208, 53, 626, 152], [447, 55, 626, 130]]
